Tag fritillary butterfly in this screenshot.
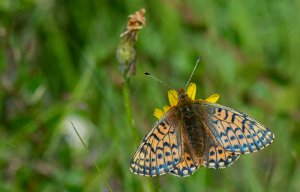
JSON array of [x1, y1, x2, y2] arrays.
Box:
[[130, 83, 274, 177]]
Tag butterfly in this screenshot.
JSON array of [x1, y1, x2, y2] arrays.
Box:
[[130, 82, 274, 177]]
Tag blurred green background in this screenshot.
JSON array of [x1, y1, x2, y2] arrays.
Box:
[[1, 0, 300, 191]]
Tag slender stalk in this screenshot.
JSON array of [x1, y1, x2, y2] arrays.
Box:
[[122, 79, 138, 144], [117, 8, 157, 192], [71, 122, 113, 192], [147, 178, 156, 192]]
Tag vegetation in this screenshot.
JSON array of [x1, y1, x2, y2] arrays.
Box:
[[1, 1, 299, 191]]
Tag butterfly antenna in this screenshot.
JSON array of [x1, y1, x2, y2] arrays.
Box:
[[144, 72, 175, 90], [186, 57, 201, 89]]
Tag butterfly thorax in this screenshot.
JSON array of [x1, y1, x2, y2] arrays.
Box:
[[176, 89, 208, 162], [176, 89, 192, 104]]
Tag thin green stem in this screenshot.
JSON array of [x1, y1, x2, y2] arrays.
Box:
[[147, 178, 155, 192], [122, 79, 157, 192], [71, 122, 113, 192], [147, 177, 160, 192], [122, 79, 138, 144]]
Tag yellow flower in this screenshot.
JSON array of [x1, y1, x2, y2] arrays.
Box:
[[153, 83, 220, 119]]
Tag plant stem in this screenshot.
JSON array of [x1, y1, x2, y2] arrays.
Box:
[[71, 122, 113, 192], [122, 79, 138, 144]]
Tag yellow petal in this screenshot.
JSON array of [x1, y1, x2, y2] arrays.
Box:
[[153, 108, 164, 119], [168, 90, 178, 106], [163, 106, 170, 113], [205, 94, 220, 103], [187, 83, 197, 100]]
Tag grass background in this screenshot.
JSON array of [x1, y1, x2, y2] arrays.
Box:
[[1, 0, 300, 191]]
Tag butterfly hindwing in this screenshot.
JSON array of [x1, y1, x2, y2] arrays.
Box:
[[203, 144, 240, 168], [200, 102, 274, 154], [169, 150, 199, 177], [130, 115, 181, 176]]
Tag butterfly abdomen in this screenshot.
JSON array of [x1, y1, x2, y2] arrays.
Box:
[[179, 103, 208, 160]]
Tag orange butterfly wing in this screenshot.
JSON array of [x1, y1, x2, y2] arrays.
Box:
[[200, 102, 274, 154], [169, 149, 199, 177], [202, 144, 240, 168], [130, 113, 182, 176]]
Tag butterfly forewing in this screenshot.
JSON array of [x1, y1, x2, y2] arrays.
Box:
[[200, 102, 274, 154], [130, 112, 182, 176]]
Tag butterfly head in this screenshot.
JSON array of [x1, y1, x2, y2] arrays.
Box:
[[153, 83, 220, 119], [176, 88, 190, 101]]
